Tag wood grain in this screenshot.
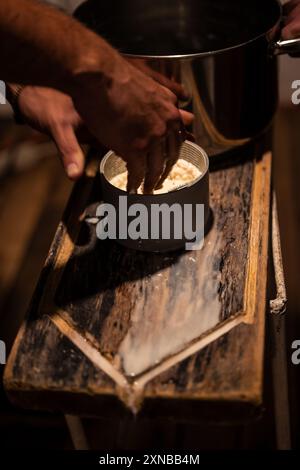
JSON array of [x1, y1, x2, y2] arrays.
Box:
[[4, 140, 272, 422], [52, 158, 253, 378]]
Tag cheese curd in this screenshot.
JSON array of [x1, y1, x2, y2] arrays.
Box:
[[110, 159, 202, 194]]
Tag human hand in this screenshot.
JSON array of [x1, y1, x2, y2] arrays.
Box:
[[15, 86, 99, 180], [71, 53, 193, 193], [283, 0, 300, 39]]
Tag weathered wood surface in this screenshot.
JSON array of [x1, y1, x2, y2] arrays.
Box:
[[4, 140, 272, 422]]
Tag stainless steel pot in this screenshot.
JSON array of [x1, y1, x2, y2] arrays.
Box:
[[74, 0, 300, 156]]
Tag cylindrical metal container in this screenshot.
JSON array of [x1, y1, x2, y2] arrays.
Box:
[[99, 141, 209, 252]]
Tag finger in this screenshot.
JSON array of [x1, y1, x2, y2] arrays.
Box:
[[128, 58, 188, 100], [149, 70, 188, 100], [144, 141, 166, 194], [283, 5, 300, 27], [284, 7, 300, 23], [126, 154, 146, 194], [184, 130, 196, 142], [283, 0, 300, 16], [282, 20, 300, 39], [51, 124, 85, 180], [155, 131, 182, 190], [179, 109, 194, 127]]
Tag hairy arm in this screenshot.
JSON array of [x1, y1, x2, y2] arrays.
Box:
[[0, 0, 115, 90], [0, 0, 188, 192]]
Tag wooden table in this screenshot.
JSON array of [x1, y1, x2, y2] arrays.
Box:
[[4, 138, 273, 429]]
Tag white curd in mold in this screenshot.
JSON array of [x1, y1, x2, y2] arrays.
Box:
[[110, 158, 202, 194]]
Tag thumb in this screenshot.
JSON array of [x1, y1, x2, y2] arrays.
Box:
[[51, 124, 85, 180]]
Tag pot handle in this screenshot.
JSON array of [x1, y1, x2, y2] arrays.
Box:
[[271, 37, 300, 56]]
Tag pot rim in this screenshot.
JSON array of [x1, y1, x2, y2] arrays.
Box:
[[121, 0, 282, 60], [100, 141, 209, 197]]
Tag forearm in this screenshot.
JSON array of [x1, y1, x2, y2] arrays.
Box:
[[0, 0, 119, 93]]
